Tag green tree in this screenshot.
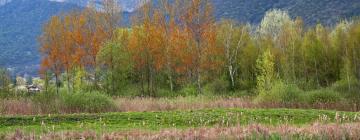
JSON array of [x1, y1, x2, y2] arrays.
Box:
[[256, 49, 275, 95], [97, 30, 132, 95], [0, 68, 11, 94], [217, 20, 252, 89]]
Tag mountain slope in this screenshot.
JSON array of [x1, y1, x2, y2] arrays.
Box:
[[0, 0, 79, 75], [49, 0, 146, 12], [211, 0, 360, 25]]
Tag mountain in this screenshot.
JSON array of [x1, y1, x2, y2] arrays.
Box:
[[0, 0, 79, 75], [1, 0, 360, 76], [48, 0, 146, 12], [211, 0, 360, 25]]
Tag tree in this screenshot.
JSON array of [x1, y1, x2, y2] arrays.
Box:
[[0, 68, 11, 94], [39, 16, 64, 94], [182, 0, 217, 94], [332, 20, 355, 91], [278, 17, 303, 83], [39, 0, 122, 93], [256, 49, 275, 95], [157, 0, 181, 92], [129, 2, 161, 96], [348, 21, 360, 80], [97, 29, 132, 95], [217, 20, 252, 89], [300, 24, 336, 88], [257, 9, 293, 42]]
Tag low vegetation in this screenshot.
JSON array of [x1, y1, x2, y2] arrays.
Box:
[[2, 94, 360, 116], [1, 108, 359, 135], [4, 123, 360, 140]]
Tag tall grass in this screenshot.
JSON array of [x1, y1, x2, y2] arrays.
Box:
[[2, 95, 360, 116], [62, 92, 116, 113]]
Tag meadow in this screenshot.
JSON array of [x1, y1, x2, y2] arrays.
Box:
[[2, 108, 360, 139]]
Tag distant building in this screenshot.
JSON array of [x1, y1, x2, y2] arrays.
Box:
[[26, 85, 41, 93]]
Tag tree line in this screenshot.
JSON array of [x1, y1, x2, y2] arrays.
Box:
[[38, 0, 360, 97]]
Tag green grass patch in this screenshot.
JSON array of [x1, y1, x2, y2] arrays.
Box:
[[0, 108, 359, 134]]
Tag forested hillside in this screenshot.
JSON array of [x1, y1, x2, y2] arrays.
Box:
[[212, 0, 360, 25], [0, 0, 78, 75]]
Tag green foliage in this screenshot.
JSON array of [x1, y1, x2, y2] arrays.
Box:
[[155, 88, 176, 98], [62, 92, 115, 113], [255, 81, 302, 103], [179, 84, 198, 96], [337, 57, 358, 92], [0, 68, 11, 97], [332, 80, 360, 104], [31, 90, 62, 113], [97, 40, 133, 96], [72, 67, 87, 93], [207, 79, 229, 95], [304, 89, 342, 104], [256, 49, 275, 95]]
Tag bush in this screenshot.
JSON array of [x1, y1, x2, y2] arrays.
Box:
[[179, 84, 198, 96], [63, 91, 115, 113], [114, 84, 142, 97], [207, 79, 228, 95], [331, 80, 360, 103], [31, 90, 63, 113], [304, 89, 342, 104], [156, 88, 177, 97], [255, 81, 303, 103]]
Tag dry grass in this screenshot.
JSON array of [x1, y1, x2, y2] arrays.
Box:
[[115, 97, 360, 112], [0, 99, 36, 115], [114, 97, 256, 112], [1, 96, 360, 115], [3, 122, 360, 140]]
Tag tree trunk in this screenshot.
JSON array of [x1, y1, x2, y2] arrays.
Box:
[[55, 74, 59, 94], [229, 66, 235, 88], [111, 49, 115, 95], [67, 71, 71, 94]]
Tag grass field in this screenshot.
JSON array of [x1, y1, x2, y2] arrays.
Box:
[[1, 108, 359, 134]]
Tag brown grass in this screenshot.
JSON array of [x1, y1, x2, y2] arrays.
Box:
[[115, 97, 360, 112], [0, 99, 36, 115], [1, 96, 360, 115], [114, 97, 256, 112], [3, 123, 360, 140]]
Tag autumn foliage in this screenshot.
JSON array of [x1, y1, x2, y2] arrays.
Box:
[[39, 0, 222, 96], [39, 0, 360, 98]]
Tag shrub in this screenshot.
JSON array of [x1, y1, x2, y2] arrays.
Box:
[[255, 81, 303, 103], [331, 80, 360, 103], [63, 91, 115, 113], [179, 84, 198, 96], [31, 90, 62, 113], [156, 88, 176, 98], [108, 84, 143, 97], [207, 79, 229, 95], [332, 79, 360, 93], [304, 89, 342, 104]]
